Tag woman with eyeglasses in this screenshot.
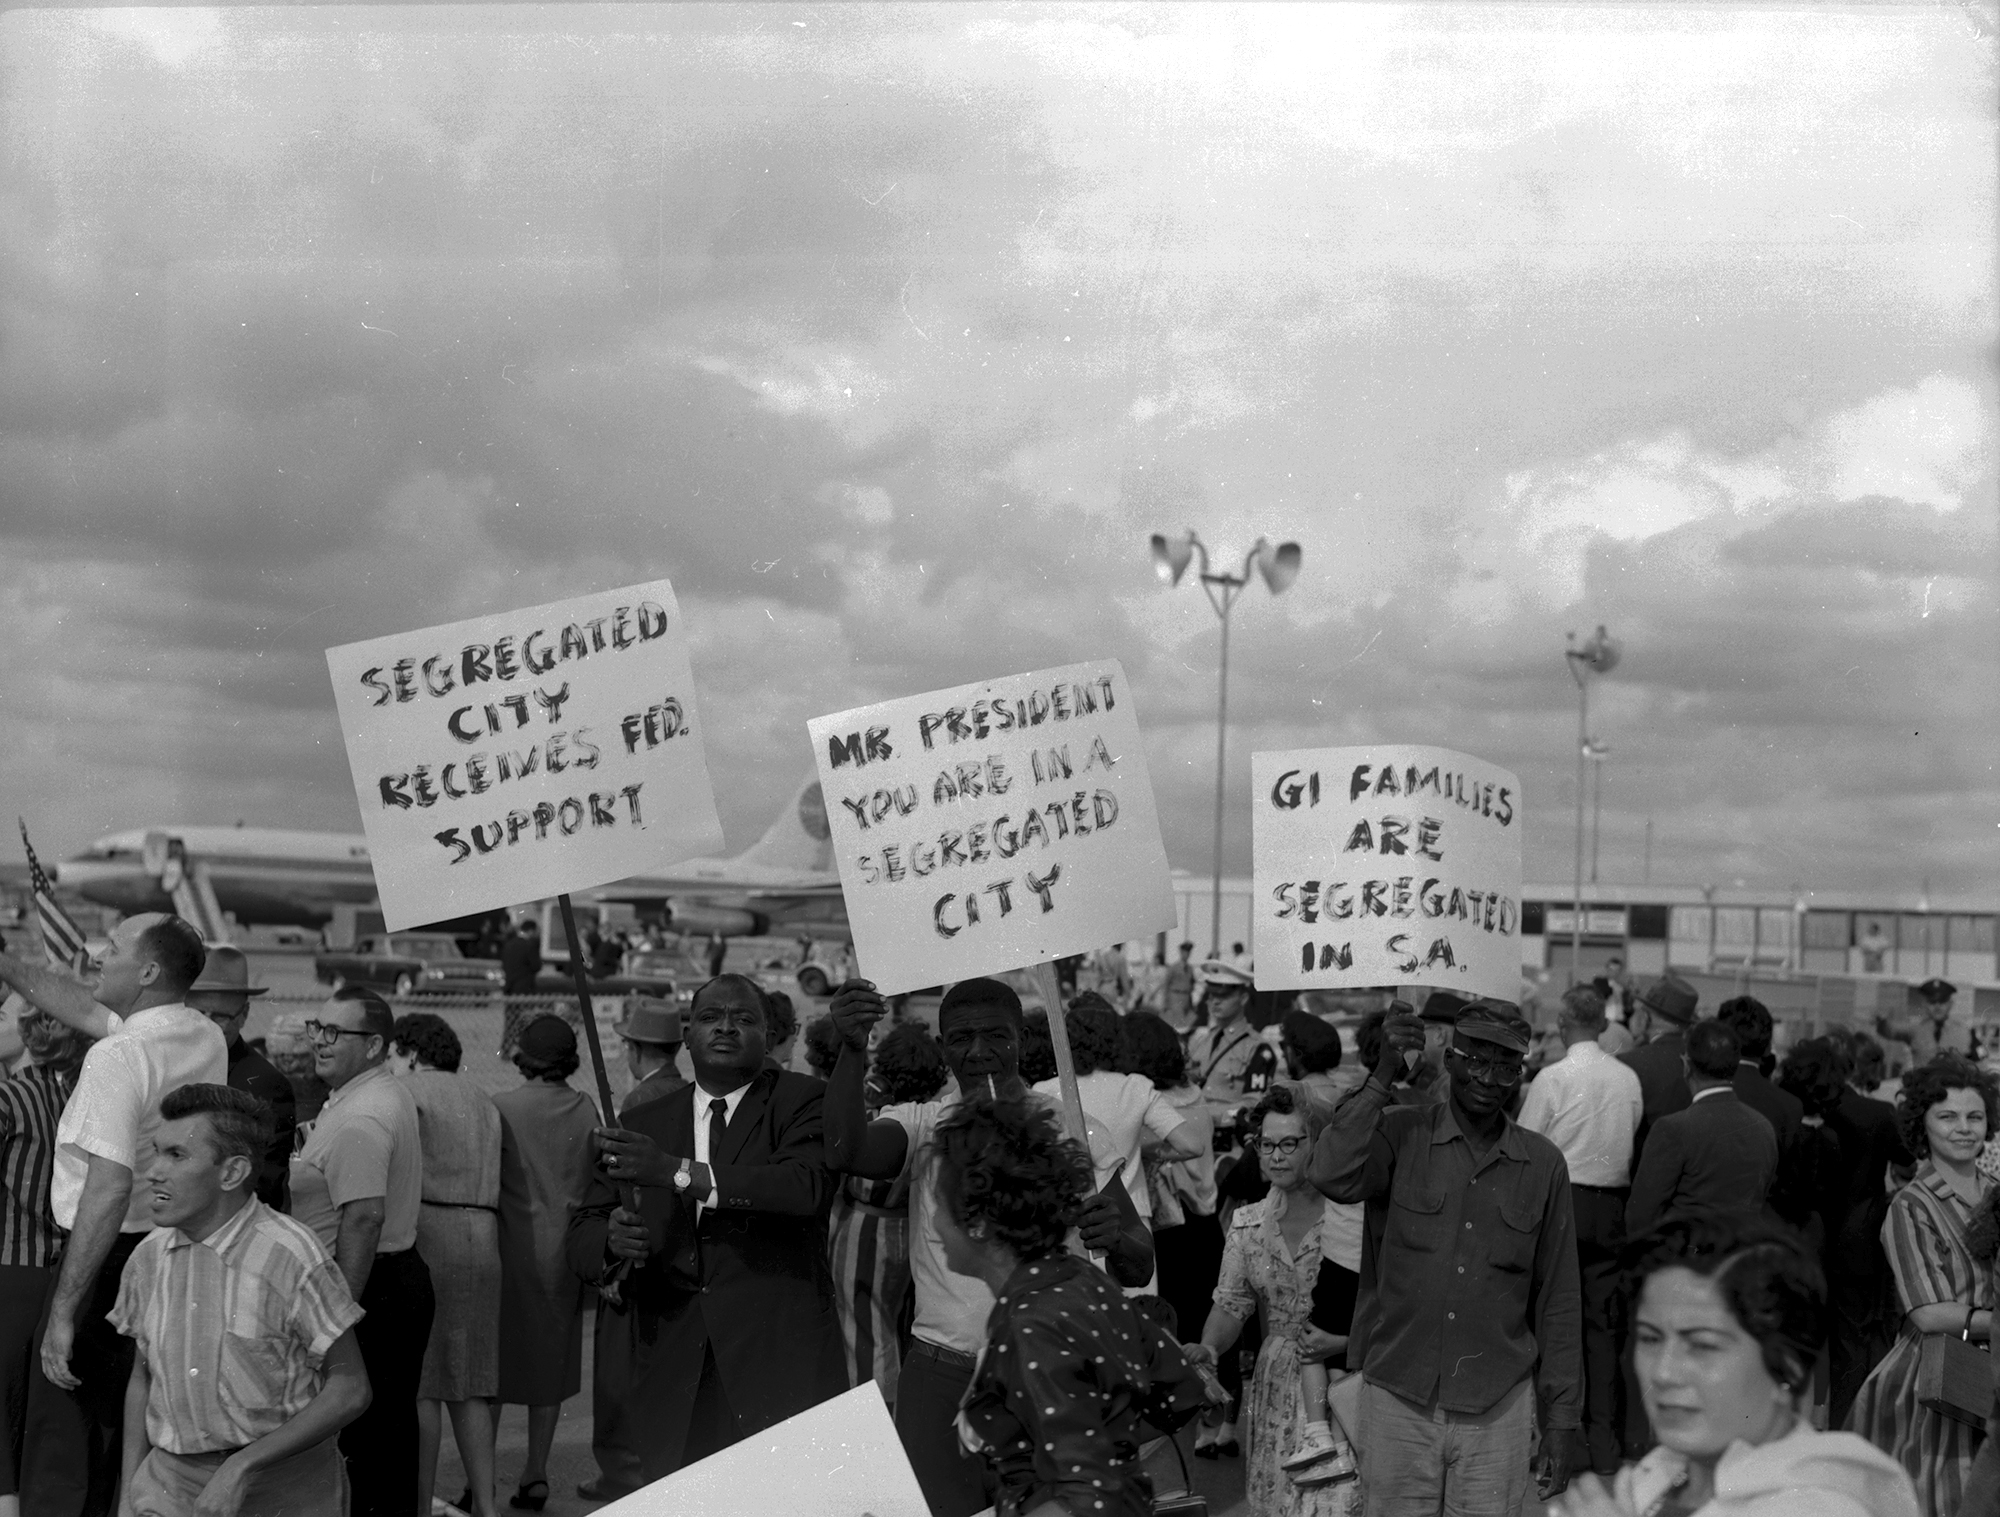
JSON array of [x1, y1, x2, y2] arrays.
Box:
[[1186, 1086, 1360, 1517]]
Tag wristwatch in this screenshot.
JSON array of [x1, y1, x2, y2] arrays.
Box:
[[673, 1158, 693, 1193]]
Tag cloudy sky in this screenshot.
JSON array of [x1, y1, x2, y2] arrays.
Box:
[[2, 2, 1993, 899]]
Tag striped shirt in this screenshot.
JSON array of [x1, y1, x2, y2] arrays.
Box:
[[108, 1197, 364, 1454], [0, 1064, 74, 1267]]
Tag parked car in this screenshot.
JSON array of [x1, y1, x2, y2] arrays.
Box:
[[314, 933, 506, 999], [533, 947, 681, 1000]]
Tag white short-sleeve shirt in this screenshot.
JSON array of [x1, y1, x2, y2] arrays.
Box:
[[52, 1003, 229, 1232]]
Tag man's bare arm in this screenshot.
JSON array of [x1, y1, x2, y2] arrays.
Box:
[[332, 1198, 385, 1300], [43, 1152, 133, 1388], [201, 1329, 371, 1505], [120, 1352, 152, 1503], [0, 950, 112, 1039]]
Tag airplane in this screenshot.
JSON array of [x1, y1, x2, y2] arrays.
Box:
[[47, 778, 847, 940]]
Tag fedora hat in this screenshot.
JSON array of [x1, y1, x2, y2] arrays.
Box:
[[611, 997, 682, 1046], [1636, 972, 1699, 1026], [1420, 989, 1470, 1025], [185, 944, 266, 997]]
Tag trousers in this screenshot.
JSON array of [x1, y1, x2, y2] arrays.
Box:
[[126, 1438, 347, 1517], [1572, 1184, 1629, 1471], [342, 1248, 435, 1517], [1357, 1376, 1532, 1517], [893, 1338, 994, 1517], [21, 1231, 143, 1517]]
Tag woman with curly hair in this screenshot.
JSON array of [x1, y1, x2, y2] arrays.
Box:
[[828, 1023, 949, 1407], [935, 1097, 1209, 1517], [1846, 1054, 1999, 1516], [389, 1011, 504, 1517], [1551, 1212, 1917, 1517]]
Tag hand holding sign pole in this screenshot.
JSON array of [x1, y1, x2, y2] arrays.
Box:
[[326, 579, 727, 1297], [810, 661, 1175, 1255]]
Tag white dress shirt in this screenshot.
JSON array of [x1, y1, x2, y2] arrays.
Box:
[[53, 1002, 228, 1231], [1517, 1039, 1643, 1189], [691, 1079, 751, 1217]]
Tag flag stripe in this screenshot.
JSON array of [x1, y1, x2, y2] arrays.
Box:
[[19, 820, 90, 972]]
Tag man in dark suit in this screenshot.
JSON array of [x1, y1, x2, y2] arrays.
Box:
[[1716, 996, 1808, 1227], [1618, 972, 1700, 1166], [1626, 1020, 1779, 1236], [184, 945, 296, 1210], [569, 973, 846, 1496]]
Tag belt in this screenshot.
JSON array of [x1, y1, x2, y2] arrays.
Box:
[[909, 1338, 979, 1372], [422, 1200, 498, 1211], [1572, 1183, 1630, 1194]]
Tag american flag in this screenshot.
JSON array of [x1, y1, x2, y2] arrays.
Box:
[[18, 820, 90, 974]]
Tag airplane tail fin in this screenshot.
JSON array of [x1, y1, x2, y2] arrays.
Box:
[[733, 778, 834, 875]]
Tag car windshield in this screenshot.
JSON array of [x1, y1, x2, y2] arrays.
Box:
[[388, 936, 464, 959]]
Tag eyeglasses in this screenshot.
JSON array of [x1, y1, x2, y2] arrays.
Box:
[[1449, 1047, 1525, 1084], [1253, 1136, 1307, 1156], [303, 1020, 374, 1047]]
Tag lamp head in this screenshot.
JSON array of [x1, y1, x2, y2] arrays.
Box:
[[1149, 531, 1195, 586], [1567, 624, 1621, 676], [1257, 540, 1302, 594]]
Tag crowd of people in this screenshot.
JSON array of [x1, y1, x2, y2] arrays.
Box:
[[0, 912, 1990, 1517]]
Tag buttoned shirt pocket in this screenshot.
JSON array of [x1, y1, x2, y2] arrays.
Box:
[[1387, 1186, 1448, 1253], [1492, 1197, 1541, 1274]]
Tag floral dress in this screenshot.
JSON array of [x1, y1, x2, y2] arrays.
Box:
[[1213, 1192, 1362, 1517]]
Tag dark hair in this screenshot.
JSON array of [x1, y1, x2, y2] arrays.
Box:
[[1249, 1081, 1326, 1144], [160, 1082, 274, 1169], [1624, 1212, 1827, 1394], [1063, 996, 1120, 1075], [1560, 984, 1607, 1031], [330, 985, 395, 1047], [1897, 1055, 2000, 1159], [137, 917, 207, 994], [763, 990, 798, 1044], [20, 1008, 85, 1080], [1685, 1019, 1741, 1079], [390, 1012, 462, 1072], [1280, 1011, 1343, 1073], [1716, 997, 1775, 1061], [1776, 1038, 1846, 1121], [514, 1045, 581, 1082], [691, 974, 769, 1023], [872, 1023, 949, 1105], [1018, 1013, 1057, 1085], [1355, 1010, 1387, 1072], [1118, 1012, 1187, 1089], [1849, 1033, 1886, 1093], [939, 977, 1024, 1029], [801, 1014, 843, 1079], [932, 1097, 1093, 1261]]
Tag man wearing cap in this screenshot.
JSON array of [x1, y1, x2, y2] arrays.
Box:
[[823, 975, 1157, 1517], [1186, 961, 1262, 1121], [1617, 971, 1700, 1164], [1906, 978, 1974, 1063], [614, 997, 688, 1116], [1310, 1002, 1583, 1512], [184, 945, 296, 1210]]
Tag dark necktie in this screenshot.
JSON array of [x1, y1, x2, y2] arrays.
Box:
[[708, 1097, 729, 1169]]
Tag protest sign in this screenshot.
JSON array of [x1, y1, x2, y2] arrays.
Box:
[[326, 580, 724, 930], [1251, 745, 1524, 1001], [599, 1383, 927, 1517], [809, 660, 1175, 996]]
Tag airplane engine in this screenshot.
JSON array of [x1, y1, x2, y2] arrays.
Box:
[[664, 901, 767, 937]]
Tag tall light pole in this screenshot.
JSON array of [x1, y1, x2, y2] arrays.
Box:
[[1585, 739, 1610, 885], [1565, 625, 1620, 983], [1150, 529, 1302, 959]]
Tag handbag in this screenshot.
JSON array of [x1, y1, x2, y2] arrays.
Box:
[[1917, 1314, 1992, 1428], [1147, 1158, 1188, 1231]]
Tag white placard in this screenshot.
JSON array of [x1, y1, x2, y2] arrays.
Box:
[[1251, 745, 1524, 1001], [326, 580, 724, 929], [808, 660, 1175, 996], [598, 1383, 927, 1517]]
